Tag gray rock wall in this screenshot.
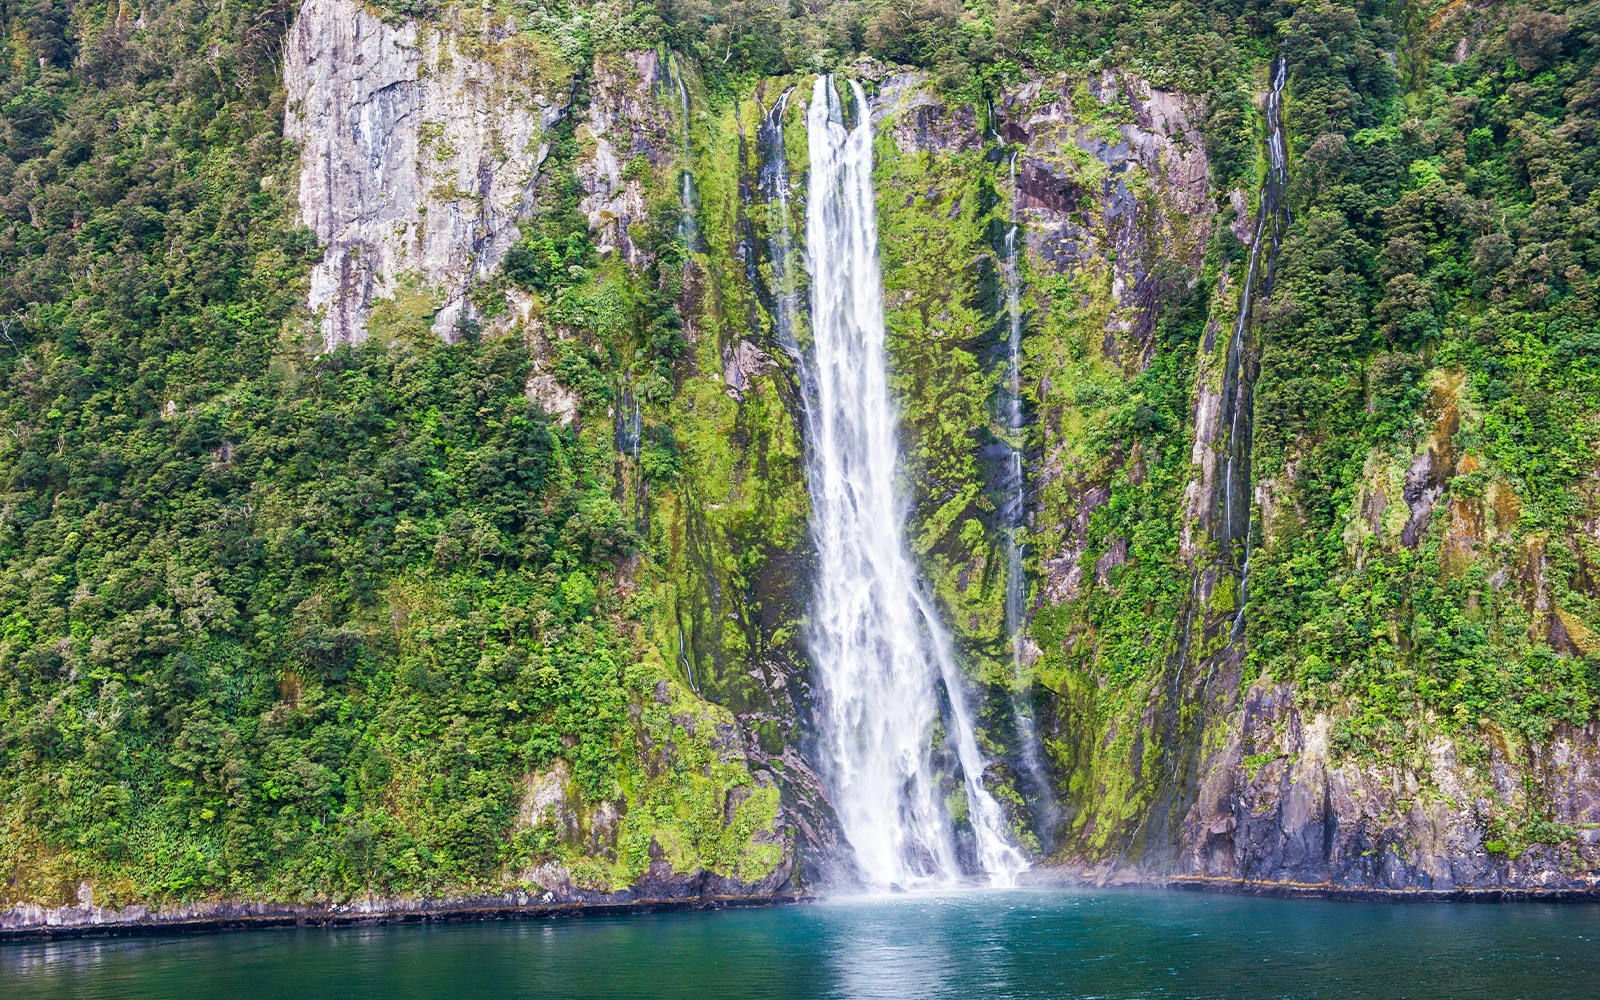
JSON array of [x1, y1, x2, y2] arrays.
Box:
[[1183, 680, 1600, 891], [285, 0, 569, 347]]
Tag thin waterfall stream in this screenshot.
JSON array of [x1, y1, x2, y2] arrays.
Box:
[[1173, 57, 1290, 675], [1219, 56, 1289, 642], [798, 76, 1026, 890], [665, 51, 699, 248], [759, 89, 801, 359], [999, 152, 1057, 839]]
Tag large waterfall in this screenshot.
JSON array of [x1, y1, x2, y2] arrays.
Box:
[[801, 76, 1027, 891]]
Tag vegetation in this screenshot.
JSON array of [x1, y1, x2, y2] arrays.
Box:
[[1011, 0, 1600, 861], [0, 0, 780, 907], [4, 0, 1600, 908], [1249, 0, 1600, 744]]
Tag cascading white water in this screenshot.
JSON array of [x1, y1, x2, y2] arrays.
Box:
[[802, 76, 1027, 891]]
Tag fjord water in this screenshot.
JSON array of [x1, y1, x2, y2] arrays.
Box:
[[800, 77, 1024, 889], [7, 890, 1595, 999]]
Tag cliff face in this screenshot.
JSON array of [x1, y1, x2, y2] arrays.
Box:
[[278, 6, 1600, 896], [842, 45, 1600, 893], [7, 0, 1600, 932], [281, 21, 824, 903], [1182, 682, 1600, 891], [285, 0, 570, 346]]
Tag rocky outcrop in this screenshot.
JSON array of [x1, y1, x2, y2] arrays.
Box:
[[1177, 679, 1600, 892], [285, 0, 570, 347], [999, 73, 1212, 604], [876, 69, 982, 154], [575, 50, 683, 267], [1002, 69, 1211, 357]]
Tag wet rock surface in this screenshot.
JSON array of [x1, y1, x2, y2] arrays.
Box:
[[1177, 681, 1600, 891]]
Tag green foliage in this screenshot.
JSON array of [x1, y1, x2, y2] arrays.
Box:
[[0, 0, 788, 909], [1243, 0, 1600, 754], [9, 0, 1600, 903], [504, 116, 596, 295]]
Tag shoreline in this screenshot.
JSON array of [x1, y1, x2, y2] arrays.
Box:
[[1021, 865, 1600, 904], [0, 889, 808, 942], [11, 870, 1600, 941], [1161, 875, 1600, 903]]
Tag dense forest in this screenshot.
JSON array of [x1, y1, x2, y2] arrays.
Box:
[[3, 0, 1599, 912]]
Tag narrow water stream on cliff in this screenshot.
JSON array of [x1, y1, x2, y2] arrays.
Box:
[[1000, 151, 1058, 841], [9, 890, 1594, 999], [1174, 56, 1291, 673], [799, 76, 1025, 890], [665, 51, 699, 249], [1219, 56, 1290, 641]]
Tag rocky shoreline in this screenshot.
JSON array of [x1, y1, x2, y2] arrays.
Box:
[[1163, 876, 1600, 903], [14, 868, 1600, 942], [1024, 863, 1600, 903], [0, 886, 807, 942]]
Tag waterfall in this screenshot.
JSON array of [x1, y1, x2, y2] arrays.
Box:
[[665, 51, 699, 248], [999, 153, 1057, 840], [1219, 56, 1290, 641], [759, 89, 803, 359], [801, 76, 1027, 891]]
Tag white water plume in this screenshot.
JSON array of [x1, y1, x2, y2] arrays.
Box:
[[801, 76, 1027, 891]]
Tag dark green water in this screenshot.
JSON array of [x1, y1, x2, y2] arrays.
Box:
[[4, 889, 1596, 999]]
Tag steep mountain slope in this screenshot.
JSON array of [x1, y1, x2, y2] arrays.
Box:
[[3, 0, 1600, 926]]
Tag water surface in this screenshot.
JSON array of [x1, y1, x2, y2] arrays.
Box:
[[4, 889, 1595, 999]]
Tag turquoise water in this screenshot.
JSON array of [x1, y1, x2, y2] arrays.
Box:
[[3, 889, 1596, 999]]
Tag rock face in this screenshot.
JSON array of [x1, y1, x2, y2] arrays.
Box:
[[875, 69, 982, 154], [997, 72, 1212, 605], [1004, 70, 1211, 348], [575, 50, 682, 267], [284, 0, 570, 347], [268, 13, 1600, 902], [1181, 680, 1600, 891]]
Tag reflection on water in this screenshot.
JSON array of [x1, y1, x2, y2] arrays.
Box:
[[2, 889, 1596, 999], [823, 894, 965, 998]]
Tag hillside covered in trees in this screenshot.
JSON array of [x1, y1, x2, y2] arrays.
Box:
[[3, 0, 1600, 920]]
